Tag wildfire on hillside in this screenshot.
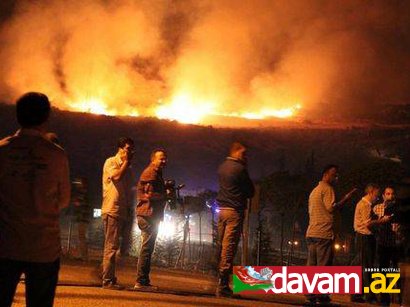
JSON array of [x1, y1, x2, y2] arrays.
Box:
[[1, 1, 409, 125]]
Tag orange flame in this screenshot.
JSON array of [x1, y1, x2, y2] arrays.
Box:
[[67, 93, 301, 124]]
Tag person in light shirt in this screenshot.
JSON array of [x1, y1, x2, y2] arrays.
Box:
[[0, 92, 71, 307], [352, 183, 391, 303], [305, 164, 356, 306], [101, 137, 135, 290]]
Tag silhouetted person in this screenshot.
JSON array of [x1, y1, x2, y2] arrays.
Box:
[[215, 142, 254, 297], [0, 92, 71, 307], [305, 164, 356, 305], [101, 137, 135, 290], [134, 149, 167, 290]]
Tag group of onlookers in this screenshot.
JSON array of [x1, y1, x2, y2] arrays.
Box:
[[0, 92, 406, 307], [306, 165, 405, 306], [0, 92, 254, 306]]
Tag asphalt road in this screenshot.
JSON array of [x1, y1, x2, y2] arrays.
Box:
[[12, 284, 288, 307], [10, 260, 403, 307]]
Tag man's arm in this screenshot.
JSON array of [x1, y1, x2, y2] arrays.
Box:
[[141, 182, 166, 201], [332, 188, 357, 209], [108, 158, 130, 181], [367, 215, 391, 228], [138, 168, 166, 201], [58, 153, 71, 210]]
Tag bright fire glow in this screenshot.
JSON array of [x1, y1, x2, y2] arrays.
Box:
[[68, 94, 301, 124], [69, 97, 140, 117], [235, 104, 302, 120], [156, 93, 216, 124], [154, 93, 301, 124], [69, 97, 114, 115]]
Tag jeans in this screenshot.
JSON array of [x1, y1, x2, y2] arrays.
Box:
[[0, 258, 60, 307], [102, 215, 123, 282], [216, 208, 244, 284], [136, 215, 160, 284]]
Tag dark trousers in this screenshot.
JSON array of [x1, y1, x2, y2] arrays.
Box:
[[306, 237, 333, 302], [306, 237, 334, 266], [0, 258, 60, 307], [216, 208, 244, 285], [378, 244, 399, 269], [136, 215, 160, 284], [102, 214, 123, 282], [378, 244, 401, 305], [351, 233, 376, 301]]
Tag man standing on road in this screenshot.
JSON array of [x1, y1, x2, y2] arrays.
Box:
[[0, 92, 71, 307], [134, 149, 168, 290], [305, 165, 356, 306], [101, 137, 135, 290], [215, 142, 254, 297], [352, 183, 391, 303]]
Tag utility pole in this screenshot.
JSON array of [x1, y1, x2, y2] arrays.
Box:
[[241, 199, 250, 265]]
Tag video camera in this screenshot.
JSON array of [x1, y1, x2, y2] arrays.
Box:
[[164, 179, 185, 210]]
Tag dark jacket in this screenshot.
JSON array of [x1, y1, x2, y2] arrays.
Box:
[[216, 157, 254, 210]]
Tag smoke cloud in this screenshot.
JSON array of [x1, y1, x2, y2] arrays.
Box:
[[0, 0, 409, 122]]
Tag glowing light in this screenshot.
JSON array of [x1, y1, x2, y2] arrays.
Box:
[[334, 243, 341, 250], [69, 96, 140, 117], [68, 92, 300, 124], [69, 97, 114, 115], [158, 215, 175, 239], [156, 93, 215, 124], [293, 241, 299, 246], [239, 105, 301, 119]]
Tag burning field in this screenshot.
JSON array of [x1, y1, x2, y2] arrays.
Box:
[[0, 0, 409, 126]]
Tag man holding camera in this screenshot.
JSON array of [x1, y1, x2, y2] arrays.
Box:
[[101, 137, 135, 290], [134, 149, 167, 290]]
